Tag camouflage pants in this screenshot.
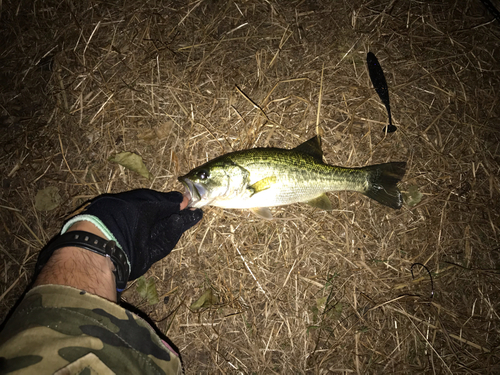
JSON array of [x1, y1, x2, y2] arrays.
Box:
[[0, 285, 182, 374]]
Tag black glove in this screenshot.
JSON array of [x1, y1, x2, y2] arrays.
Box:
[[62, 189, 202, 285]]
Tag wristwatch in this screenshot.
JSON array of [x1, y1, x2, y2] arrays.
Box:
[[35, 231, 130, 290]]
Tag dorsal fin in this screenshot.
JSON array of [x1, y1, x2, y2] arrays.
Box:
[[292, 136, 323, 161]]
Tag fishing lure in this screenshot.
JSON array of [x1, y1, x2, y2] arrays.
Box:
[[367, 52, 397, 133]]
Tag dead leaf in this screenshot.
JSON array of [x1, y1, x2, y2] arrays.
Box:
[[403, 185, 423, 207], [109, 152, 152, 179], [190, 289, 217, 310], [136, 129, 157, 141], [136, 276, 159, 305], [154, 120, 173, 139], [35, 186, 61, 211], [137, 121, 173, 141]]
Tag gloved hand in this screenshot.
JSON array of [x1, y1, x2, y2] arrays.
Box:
[[61, 189, 202, 284]]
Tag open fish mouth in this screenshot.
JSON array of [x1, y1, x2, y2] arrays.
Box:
[[178, 177, 207, 208]]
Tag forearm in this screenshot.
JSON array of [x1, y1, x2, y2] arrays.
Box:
[[34, 221, 117, 302]]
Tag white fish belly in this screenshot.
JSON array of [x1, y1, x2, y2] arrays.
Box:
[[210, 177, 336, 209]]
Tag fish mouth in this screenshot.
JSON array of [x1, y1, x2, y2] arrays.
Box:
[[178, 177, 207, 208]]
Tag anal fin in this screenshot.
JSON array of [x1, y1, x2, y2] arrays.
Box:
[[306, 194, 333, 211]]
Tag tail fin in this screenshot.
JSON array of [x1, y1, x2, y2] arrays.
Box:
[[363, 162, 406, 209]]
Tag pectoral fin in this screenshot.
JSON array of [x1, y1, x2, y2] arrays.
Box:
[[306, 194, 333, 211], [248, 176, 277, 196], [250, 207, 273, 220]]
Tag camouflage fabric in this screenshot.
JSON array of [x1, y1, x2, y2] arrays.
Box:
[[0, 285, 182, 374]]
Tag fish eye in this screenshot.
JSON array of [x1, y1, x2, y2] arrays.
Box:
[[197, 169, 209, 180]]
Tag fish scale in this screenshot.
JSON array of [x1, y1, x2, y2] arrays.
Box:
[[179, 136, 406, 218], [226, 149, 369, 207]]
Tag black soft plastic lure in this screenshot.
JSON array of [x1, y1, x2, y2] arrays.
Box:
[[367, 52, 397, 133]]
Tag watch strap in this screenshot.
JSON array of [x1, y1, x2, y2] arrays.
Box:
[[35, 231, 130, 291]]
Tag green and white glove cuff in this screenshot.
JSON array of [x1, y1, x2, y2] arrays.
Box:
[[61, 215, 124, 252]]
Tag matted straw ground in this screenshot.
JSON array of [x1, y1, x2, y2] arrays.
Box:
[[1, 0, 500, 373]]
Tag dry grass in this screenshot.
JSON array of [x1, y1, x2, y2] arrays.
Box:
[[1, 0, 500, 373]]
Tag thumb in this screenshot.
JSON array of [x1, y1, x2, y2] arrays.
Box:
[[179, 208, 203, 231]]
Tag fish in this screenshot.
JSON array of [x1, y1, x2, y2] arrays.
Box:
[[367, 52, 397, 133], [178, 136, 406, 219]]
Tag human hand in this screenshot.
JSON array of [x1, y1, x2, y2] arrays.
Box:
[[62, 189, 203, 286]]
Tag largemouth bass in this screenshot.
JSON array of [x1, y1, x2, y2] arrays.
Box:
[[179, 136, 406, 219]]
